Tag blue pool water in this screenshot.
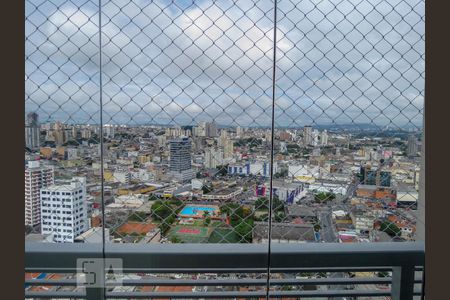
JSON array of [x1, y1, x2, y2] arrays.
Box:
[[180, 206, 217, 215]]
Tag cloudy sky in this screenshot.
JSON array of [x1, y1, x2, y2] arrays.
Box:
[[25, 0, 424, 129]]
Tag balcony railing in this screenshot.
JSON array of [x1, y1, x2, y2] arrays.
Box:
[[25, 241, 424, 299]]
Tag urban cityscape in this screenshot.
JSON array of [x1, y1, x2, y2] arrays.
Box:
[[25, 113, 422, 244], [25, 110, 423, 295]]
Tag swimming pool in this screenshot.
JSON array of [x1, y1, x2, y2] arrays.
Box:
[[180, 206, 217, 216]]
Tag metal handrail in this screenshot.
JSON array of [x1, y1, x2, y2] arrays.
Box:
[[25, 241, 424, 299]]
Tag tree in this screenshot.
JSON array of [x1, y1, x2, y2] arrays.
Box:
[[235, 219, 254, 243], [216, 165, 228, 176], [148, 194, 158, 201], [220, 203, 255, 242], [274, 169, 288, 178], [254, 196, 284, 212], [127, 211, 148, 222], [202, 184, 213, 194], [314, 192, 335, 203], [255, 197, 269, 210], [169, 197, 183, 208], [159, 215, 175, 235], [380, 221, 401, 237], [62, 140, 79, 146], [170, 236, 183, 243], [377, 271, 390, 277], [255, 213, 268, 222], [275, 211, 286, 222], [151, 201, 173, 221]]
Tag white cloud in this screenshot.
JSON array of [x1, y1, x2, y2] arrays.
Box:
[[25, 0, 424, 128]]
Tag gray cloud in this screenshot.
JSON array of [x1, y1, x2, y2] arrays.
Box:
[[25, 0, 424, 128]]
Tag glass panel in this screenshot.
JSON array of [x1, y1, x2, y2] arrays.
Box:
[[25, 0, 103, 243], [25, 0, 103, 296], [100, 0, 273, 297], [271, 0, 424, 295]]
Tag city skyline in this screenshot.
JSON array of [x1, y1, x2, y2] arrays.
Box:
[[23, 112, 424, 132]]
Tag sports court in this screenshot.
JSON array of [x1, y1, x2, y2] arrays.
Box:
[[168, 225, 212, 243]]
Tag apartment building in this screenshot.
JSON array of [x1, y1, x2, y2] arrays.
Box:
[[25, 160, 54, 227], [40, 177, 88, 243]]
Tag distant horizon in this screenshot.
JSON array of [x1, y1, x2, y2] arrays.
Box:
[[26, 114, 422, 132]]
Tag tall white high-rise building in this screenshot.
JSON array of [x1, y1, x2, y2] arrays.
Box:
[[81, 128, 92, 139], [303, 126, 313, 146], [169, 137, 194, 181], [204, 147, 224, 169], [321, 130, 328, 146], [236, 126, 244, 137], [25, 161, 54, 227], [223, 139, 234, 159], [205, 122, 217, 137], [103, 124, 115, 138], [194, 122, 206, 137], [40, 177, 88, 243], [25, 112, 40, 150], [165, 127, 184, 138], [218, 131, 234, 159], [219, 129, 228, 140], [407, 135, 418, 157], [312, 129, 320, 146], [71, 126, 78, 139]]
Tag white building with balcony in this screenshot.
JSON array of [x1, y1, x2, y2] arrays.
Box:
[[40, 177, 88, 243]]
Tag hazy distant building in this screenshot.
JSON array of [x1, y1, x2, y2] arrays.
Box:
[[222, 140, 234, 159], [103, 124, 115, 138], [50, 123, 65, 146], [165, 126, 183, 138], [54, 130, 65, 146], [25, 112, 40, 149], [321, 130, 328, 146], [81, 128, 92, 139], [303, 126, 313, 146], [71, 126, 78, 139], [204, 147, 224, 169], [219, 133, 234, 159], [25, 161, 54, 227], [236, 126, 243, 137], [193, 122, 206, 137], [40, 177, 88, 243], [205, 122, 217, 137], [169, 137, 194, 181], [407, 135, 418, 157], [279, 131, 292, 141]]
